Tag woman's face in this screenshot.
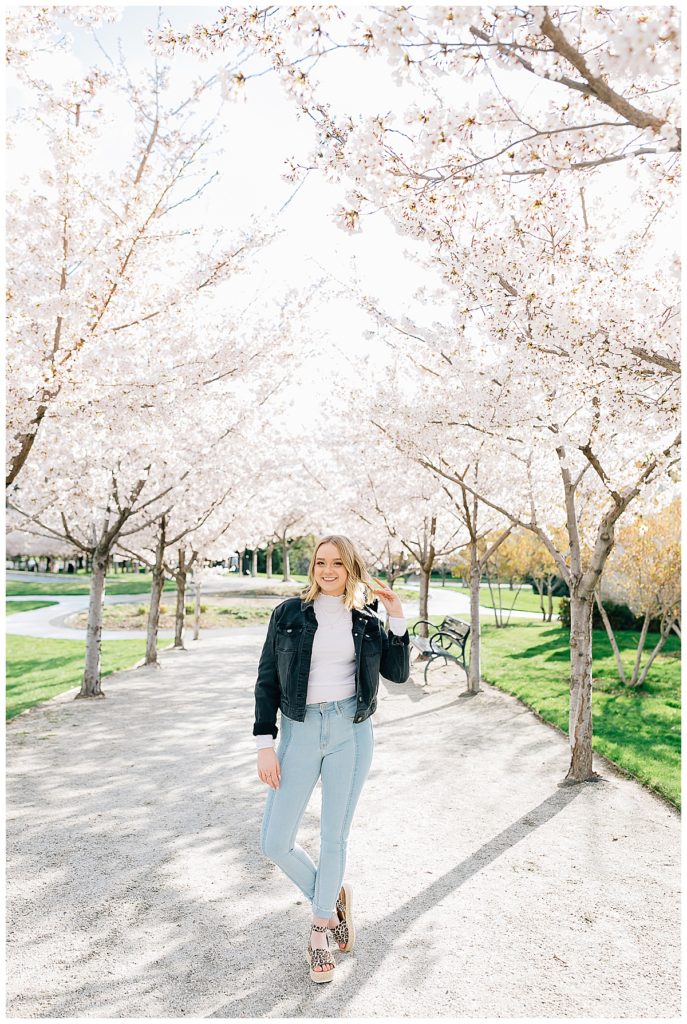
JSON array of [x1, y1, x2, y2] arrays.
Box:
[[313, 542, 349, 597]]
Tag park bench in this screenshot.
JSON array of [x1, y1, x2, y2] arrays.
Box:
[[409, 616, 471, 684]]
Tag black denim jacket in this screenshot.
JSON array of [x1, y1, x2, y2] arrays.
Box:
[[253, 596, 411, 739]]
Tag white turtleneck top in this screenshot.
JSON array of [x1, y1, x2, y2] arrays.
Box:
[[255, 592, 407, 749]]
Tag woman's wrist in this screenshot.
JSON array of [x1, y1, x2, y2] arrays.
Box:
[[255, 734, 275, 750]]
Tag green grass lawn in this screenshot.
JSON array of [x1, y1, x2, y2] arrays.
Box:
[[6, 600, 59, 615], [432, 582, 556, 614], [421, 617, 680, 808], [6, 574, 177, 597], [6, 636, 154, 720]]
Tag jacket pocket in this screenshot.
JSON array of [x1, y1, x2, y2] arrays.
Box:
[[276, 625, 302, 652]]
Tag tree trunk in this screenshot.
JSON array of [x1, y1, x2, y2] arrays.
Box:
[[467, 552, 482, 693], [636, 627, 671, 687], [502, 583, 522, 626], [594, 591, 627, 684], [266, 544, 273, 578], [282, 533, 290, 581], [251, 548, 258, 576], [77, 550, 108, 698], [629, 610, 651, 686], [418, 563, 431, 626], [546, 578, 554, 622], [495, 573, 504, 624], [386, 558, 402, 590], [193, 581, 201, 640], [565, 593, 599, 782], [174, 547, 187, 650], [145, 519, 166, 667], [485, 569, 502, 627]]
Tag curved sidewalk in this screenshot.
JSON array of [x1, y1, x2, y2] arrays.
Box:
[[6, 579, 540, 641], [6, 631, 680, 1017], [4, 594, 266, 641]]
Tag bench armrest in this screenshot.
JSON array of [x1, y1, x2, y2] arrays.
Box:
[[433, 630, 469, 652], [411, 618, 437, 637]]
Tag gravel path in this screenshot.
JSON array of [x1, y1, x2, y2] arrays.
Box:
[[6, 631, 680, 1018]]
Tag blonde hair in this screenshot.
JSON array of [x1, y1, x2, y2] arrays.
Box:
[[301, 534, 377, 611]]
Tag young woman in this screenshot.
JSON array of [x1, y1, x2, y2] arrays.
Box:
[[253, 534, 410, 982]]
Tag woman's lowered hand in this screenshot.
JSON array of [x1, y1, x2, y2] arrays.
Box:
[[257, 747, 281, 789]]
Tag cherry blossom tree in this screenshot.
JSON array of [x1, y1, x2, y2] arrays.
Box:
[[354, 531, 414, 594], [6, 294, 299, 696], [155, 6, 679, 175], [6, 6, 273, 486], [7, 448, 178, 696], [361, 289, 679, 780], [5, 531, 81, 574], [248, 468, 328, 582], [115, 485, 243, 663], [10, 8, 679, 792], [152, 9, 679, 388], [153, 4, 680, 733], [262, 533, 281, 579], [7, 0, 316, 692], [431, 454, 515, 686]]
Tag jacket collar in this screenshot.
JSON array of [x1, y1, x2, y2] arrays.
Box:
[[300, 598, 377, 620]]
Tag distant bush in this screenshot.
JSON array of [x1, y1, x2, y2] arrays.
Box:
[[559, 597, 664, 634], [185, 603, 207, 613]]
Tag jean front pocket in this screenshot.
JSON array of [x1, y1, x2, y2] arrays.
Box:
[[337, 695, 358, 721]]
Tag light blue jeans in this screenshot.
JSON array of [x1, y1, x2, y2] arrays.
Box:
[[260, 693, 375, 918]]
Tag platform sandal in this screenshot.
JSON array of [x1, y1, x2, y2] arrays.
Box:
[[305, 923, 336, 982], [329, 881, 355, 952]]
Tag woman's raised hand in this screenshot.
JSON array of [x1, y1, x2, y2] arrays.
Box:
[[257, 747, 281, 789], [368, 575, 404, 618]]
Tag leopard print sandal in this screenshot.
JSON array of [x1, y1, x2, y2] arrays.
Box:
[[329, 882, 355, 953], [305, 923, 336, 982]]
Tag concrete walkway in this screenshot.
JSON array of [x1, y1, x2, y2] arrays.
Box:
[[6, 631, 680, 1017], [6, 575, 540, 641], [6, 593, 183, 641]]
